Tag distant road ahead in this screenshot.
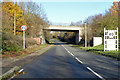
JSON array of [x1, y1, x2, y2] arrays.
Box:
[[15, 39, 119, 80]]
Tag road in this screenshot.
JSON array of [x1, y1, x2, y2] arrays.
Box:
[[14, 39, 119, 80]]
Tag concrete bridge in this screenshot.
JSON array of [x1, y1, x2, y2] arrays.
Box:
[[43, 25, 84, 44]]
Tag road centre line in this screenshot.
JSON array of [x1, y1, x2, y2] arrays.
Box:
[[75, 57, 83, 64], [67, 50, 70, 53], [70, 53, 74, 57], [62, 45, 82, 63], [62, 45, 105, 80], [62, 45, 76, 56], [87, 67, 105, 80]]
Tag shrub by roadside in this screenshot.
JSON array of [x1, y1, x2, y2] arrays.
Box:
[[2, 32, 47, 59]]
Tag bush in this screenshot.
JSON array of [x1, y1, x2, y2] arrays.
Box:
[[2, 42, 19, 51], [2, 32, 37, 53], [78, 38, 85, 46], [2, 33, 21, 52], [25, 38, 36, 48]]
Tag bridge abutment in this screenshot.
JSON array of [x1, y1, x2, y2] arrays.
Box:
[[75, 31, 82, 44]]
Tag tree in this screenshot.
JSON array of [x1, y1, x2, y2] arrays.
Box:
[[2, 2, 26, 35], [79, 1, 119, 46], [109, 1, 120, 14], [18, 2, 49, 38], [70, 21, 82, 26]]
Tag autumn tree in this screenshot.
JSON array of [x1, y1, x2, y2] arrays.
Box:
[[83, 1, 119, 46], [2, 1, 49, 53], [2, 2, 26, 35]]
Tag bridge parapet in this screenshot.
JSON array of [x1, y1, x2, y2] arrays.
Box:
[[44, 25, 83, 31]]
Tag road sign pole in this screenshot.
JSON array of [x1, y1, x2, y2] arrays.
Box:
[[23, 31, 25, 49], [21, 25, 27, 49]]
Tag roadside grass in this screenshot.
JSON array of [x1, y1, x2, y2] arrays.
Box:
[[1, 66, 21, 80], [46, 39, 55, 44], [2, 72, 14, 80], [49, 40, 55, 44], [2, 44, 48, 59], [1, 44, 49, 80], [78, 45, 119, 60], [24, 44, 48, 53]]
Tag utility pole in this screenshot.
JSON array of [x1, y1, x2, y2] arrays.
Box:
[[14, 11, 16, 35], [85, 22, 87, 47]]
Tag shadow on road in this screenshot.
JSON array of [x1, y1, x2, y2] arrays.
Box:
[[54, 42, 69, 45]]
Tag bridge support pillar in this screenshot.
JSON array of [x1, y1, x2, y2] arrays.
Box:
[[75, 31, 82, 45], [75, 32, 79, 44]]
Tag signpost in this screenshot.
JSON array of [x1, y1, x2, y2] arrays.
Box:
[[20, 25, 27, 49], [104, 28, 118, 51]]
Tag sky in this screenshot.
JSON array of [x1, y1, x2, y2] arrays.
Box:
[[40, 2, 114, 25], [2, 0, 116, 25]]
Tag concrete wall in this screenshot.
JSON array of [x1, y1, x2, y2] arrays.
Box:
[[33, 38, 42, 44]]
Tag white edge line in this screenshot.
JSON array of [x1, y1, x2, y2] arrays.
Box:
[[10, 69, 24, 79], [87, 67, 105, 80], [18, 69, 24, 73]]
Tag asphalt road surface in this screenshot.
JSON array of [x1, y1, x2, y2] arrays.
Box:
[[14, 39, 119, 80]]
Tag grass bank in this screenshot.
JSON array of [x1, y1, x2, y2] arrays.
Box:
[[78, 45, 119, 60], [2, 44, 48, 59]]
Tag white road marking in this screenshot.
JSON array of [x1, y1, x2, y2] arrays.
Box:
[[70, 53, 74, 57], [62, 45, 105, 80], [75, 57, 83, 64], [87, 67, 105, 80], [9, 68, 24, 79], [67, 50, 70, 53], [18, 69, 24, 73], [62, 45, 83, 63], [62, 45, 74, 56]]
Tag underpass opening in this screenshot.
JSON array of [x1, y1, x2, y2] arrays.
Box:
[[43, 25, 83, 45]]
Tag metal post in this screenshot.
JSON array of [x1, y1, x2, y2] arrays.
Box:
[[117, 27, 118, 51], [85, 23, 87, 47], [104, 28, 105, 51], [23, 31, 25, 49], [14, 11, 16, 35]]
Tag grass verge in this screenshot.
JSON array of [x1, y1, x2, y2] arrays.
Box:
[[1, 66, 21, 80], [78, 45, 119, 60], [2, 44, 48, 59]]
